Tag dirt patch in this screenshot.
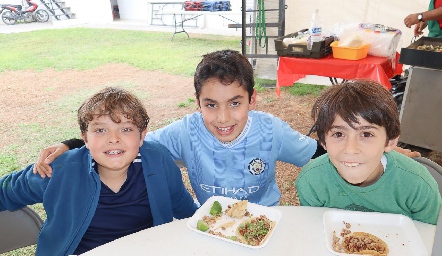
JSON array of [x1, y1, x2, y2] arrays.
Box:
[[0, 63, 440, 206]]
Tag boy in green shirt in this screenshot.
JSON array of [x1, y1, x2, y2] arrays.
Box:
[[296, 79, 441, 224]]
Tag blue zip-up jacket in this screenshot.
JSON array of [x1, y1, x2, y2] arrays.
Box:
[[0, 141, 198, 255]]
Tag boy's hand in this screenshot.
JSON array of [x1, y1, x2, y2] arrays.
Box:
[[394, 145, 421, 158], [33, 143, 69, 178]]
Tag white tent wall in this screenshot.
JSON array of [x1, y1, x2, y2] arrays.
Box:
[[62, 0, 113, 23], [116, 0, 149, 21], [285, 0, 429, 50]]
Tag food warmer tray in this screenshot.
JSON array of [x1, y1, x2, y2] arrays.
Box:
[[399, 36, 442, 69]]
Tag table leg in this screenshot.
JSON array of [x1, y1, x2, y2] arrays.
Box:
[[171, 14, 190, 41], [329, 77, 346, 85]]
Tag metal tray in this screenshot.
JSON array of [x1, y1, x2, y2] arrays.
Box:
[[399, 37, 442, 69]]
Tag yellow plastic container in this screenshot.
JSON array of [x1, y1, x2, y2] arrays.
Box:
[[330, 41, 370, 60]]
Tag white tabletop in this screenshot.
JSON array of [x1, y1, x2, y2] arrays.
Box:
[[80, 206, 435, 256]]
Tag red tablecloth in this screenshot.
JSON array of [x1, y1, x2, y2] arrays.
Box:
[[276, 53, 403, 97]]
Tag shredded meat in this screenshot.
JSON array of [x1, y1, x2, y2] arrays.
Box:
[[343, 235, 387, 253]]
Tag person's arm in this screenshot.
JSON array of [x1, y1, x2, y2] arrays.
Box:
[[32, 138, 84, 178], [1, 164, 46, 211], [404, 7, 442, 28]]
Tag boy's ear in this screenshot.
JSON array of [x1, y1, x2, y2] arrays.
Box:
[[320, 142, 327, 151], [384, 136, 399, 152], [139, 129, 148, 147], [195, 93, 202, 113], [248, 89, 257, 110], [81, 133, 89, 149]]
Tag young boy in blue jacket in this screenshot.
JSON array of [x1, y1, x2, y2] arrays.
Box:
[[33, 50, 419, 207], [0, 87, 197, 255], [295, 79, 441, 224]]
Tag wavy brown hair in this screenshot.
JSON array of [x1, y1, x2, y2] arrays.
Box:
[[78, 87, 149, 135], [311, 79, 400, 146]]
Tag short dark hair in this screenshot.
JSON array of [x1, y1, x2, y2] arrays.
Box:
[[194, 49, 254, 101], [311, 79, 400, 146], [78, 87, 150, 134]]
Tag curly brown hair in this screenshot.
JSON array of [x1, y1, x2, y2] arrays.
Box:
[[311, 79, 400, 146], [78, 87, 150, 135]]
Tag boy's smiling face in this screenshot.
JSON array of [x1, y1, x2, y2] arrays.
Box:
[[197, 78, 256, 143], [323, 115, 398, 187], [82, 114, 147, 173]]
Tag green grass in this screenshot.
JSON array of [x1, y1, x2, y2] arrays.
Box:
[[0, 153, 20, 176], [284, 82, 327, 96], [0, 28, 240, 75], [178, 98, 196, 108]]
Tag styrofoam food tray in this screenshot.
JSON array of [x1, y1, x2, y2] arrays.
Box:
[[187, 196, 282, 249], [323, 209, 427, 256]]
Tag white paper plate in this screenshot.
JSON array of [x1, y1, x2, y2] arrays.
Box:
[[187, 196, 282, 249], [323, 209, 427, 256]]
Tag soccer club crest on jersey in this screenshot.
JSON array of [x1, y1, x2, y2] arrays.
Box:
[[248, 158, 266, 175]]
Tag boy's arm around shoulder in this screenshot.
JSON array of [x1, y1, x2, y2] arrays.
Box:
[[295, 154, 330, 207], [276, 120, 317, 167], [0, 164, 48, 211], [145, 118, 186, 161], [141, 141, 197, 220]]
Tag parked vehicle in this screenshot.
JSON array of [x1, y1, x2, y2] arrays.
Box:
[[1, 0, 49, 25]]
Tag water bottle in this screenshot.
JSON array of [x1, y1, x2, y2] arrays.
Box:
[[308, 9, 322, 50]]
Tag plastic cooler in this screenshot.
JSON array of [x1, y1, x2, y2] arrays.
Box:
[[330, 41, 370, 60]]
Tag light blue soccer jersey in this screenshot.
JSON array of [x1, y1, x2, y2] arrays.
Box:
[[146, 111, 316, 206]]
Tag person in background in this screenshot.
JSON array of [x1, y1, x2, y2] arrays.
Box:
[[32, 50, 420, 207], [295, 79, 441, 225], [0, 87, 197, 255], [404, 0, 442, 38]]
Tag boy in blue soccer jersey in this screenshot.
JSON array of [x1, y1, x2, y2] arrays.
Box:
[[0, 87, 197, 255], [33, 50, 418, 207], [295, 80, 441, 224]]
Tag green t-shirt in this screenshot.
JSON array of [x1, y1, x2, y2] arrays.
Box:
[[296, 150, 441, 224], [428, 0, 442, 38]]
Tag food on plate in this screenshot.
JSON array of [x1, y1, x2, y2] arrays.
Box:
[[192, 198, 280, 247], [416, 44, 442, 52], [217, 220, 235, 230], [342, 232, 389, 255], [210, 200, 223, 216], [332, 221, 389, 255], [225, 200, 248, 218], [236, 215, 275, 246], [197, 219, 210, 232]]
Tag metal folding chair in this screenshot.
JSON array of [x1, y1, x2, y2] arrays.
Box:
[[413, 157, 442, 256], [0, 206, 44, 254], [414, 157, 442, 195]]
